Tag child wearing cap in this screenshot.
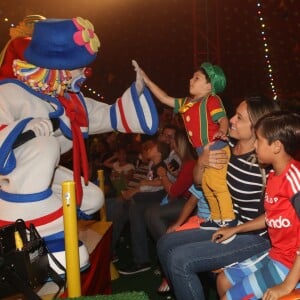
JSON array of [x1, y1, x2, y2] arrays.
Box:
[[135, 60, 236, 229]]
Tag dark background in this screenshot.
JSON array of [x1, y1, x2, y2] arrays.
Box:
[[0, 0, 299, 113]]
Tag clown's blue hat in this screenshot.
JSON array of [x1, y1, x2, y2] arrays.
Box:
[[24, 17, 100, 70]]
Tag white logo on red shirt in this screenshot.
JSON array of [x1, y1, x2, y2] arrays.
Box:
[[266, 216, 291, 228], [265, 192, 279, 204]]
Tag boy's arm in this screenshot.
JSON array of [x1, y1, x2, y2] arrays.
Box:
[[263, 254, 300, 300], [213, 116, 229, 140], [139, 69, 175, 108]]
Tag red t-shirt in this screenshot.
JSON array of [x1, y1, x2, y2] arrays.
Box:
[[265, 160, 300, 268], [169, 159, 196, 199]]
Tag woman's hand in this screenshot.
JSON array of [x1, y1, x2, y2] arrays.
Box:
[[211, 226, 238, 243], [205, 143, 228, 170], [194, 143, 229, 184], [196, 143, 228, 170]]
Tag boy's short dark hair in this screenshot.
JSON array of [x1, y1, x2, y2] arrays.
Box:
[[255, 111, 300, 157], [199, 67, 211, 84]]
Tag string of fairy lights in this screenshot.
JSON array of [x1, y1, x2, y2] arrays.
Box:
[[82, 84, 104, 100], [1, 17, 105, 100], [256, 2, 278, 100]]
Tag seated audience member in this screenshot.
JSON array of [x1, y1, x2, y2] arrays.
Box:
[[157, 106, 176, 133], [158, 124, 182, 181], [106, 139, 162, 255], [117, 140, 170, 275], [103, 147, 135, 196], [88, 135, 108, 183], [156, 187, 211, 294], [216, 111, 300, 300], [157, 96, 280, 300], [145, 129, 198, 242]]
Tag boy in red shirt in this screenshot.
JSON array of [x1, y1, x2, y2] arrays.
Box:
[[214, 111, 300, 300]]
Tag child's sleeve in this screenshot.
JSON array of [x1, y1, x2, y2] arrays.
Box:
[[207, 95, 227, 123], [174, 97, 185, 114]]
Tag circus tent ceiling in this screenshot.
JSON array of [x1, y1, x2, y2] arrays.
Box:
[[0, 0, 299, 112]]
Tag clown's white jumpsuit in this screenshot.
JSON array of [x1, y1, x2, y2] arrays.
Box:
[[0, 79, 158, 272]]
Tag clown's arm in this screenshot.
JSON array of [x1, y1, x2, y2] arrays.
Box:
[[85, 80, 159, 136], [86, 61, 159, 136]]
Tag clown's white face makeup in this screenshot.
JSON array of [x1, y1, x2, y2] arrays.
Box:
[[68, 67, 92, 93]]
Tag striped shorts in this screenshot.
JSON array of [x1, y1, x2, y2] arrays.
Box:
[[224, 250, 300, 300]]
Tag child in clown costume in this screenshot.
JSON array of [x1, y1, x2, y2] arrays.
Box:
[[0, 17, 158, 273], [136, 61, 237, 230]]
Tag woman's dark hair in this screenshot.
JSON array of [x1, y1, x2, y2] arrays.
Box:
[[245, 96, 280, 128]]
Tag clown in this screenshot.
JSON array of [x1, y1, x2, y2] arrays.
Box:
[[0, 17, 158, 273]]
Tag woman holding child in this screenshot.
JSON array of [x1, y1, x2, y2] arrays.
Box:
[[157, 96, 280, 299]]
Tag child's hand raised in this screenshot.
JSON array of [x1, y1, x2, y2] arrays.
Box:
[[132, 59, 145, 95], [132, 59, 151, 87]]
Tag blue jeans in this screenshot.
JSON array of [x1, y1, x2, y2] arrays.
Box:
[[157, 228, 270, 300], [129, 190, 166, 264], [105, 196, 130, 252], [145, 197, 187, 241]]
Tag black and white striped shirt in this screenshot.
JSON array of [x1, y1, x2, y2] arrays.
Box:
[[227, 145, 268, 237]]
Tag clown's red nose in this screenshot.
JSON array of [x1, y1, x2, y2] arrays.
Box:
[[84, 67, 92, 78]]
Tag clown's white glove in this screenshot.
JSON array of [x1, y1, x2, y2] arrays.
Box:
[[132, 59, 144, 96], [24, 118, 54, 137]]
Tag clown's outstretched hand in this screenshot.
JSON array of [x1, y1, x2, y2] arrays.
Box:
[[132, 59, 145, 96]]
